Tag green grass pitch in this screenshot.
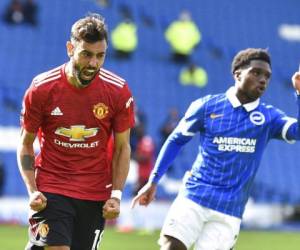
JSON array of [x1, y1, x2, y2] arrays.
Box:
[[1, 225, 300, 250]]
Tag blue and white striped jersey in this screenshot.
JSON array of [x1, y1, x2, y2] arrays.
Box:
[[150, 87, 300, 218]]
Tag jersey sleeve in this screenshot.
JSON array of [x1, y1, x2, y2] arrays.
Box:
[[21, 84, 44, 133], [148, 97, 207, 184], [268, 106, 297, 143], [174, 98, 206, 137], [285, 95, 300, 141], [112, 84, 135, 132]]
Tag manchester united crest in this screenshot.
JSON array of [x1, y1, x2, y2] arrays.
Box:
[[38, 223, 49, 238], [93, 103, 109, 120]]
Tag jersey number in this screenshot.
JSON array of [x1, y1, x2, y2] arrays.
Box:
[[91, 229, 104, 250]]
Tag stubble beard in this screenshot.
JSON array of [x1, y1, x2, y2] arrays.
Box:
[[73, 62, 99, 86]]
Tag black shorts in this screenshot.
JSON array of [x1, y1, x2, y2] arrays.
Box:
[[25, 192, 106, 250]]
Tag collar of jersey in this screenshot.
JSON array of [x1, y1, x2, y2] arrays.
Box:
[[226, 86, 260, 112]]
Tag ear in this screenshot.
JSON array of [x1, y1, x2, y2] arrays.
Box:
[[66, 41, 74, 58], [234, 70, 241, 82]]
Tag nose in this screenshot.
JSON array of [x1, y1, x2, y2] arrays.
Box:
[[259, 76, 268, 86], [259, 78, 266, 85], [89, 56, 99, 68]]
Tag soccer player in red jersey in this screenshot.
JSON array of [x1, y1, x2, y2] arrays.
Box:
[[17, 13, 135, 250]]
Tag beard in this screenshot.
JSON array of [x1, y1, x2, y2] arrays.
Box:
[[73, 63, 99, 86]]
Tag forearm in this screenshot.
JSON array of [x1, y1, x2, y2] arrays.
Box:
[[287, 71, 300, 140], [149, 131, 190, 184], [286, 95, 300, 140], [148, 139, 182, 184], [112, 143, 131, 191], [17, 138, 37, 195], [295, 95, 300, 139]]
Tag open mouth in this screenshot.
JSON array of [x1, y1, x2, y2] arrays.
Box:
[[81, 69, 96, 79], [257, 86, 265, 93]]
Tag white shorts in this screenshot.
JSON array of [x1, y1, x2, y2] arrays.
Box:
[[159, 195, 241, 250]]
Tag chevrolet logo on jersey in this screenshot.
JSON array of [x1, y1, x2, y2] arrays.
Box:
[[55, 125, 98, 141]]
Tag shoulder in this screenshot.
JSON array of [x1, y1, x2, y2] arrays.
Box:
[[31, 65, 63, 90], [190, 94, 221, 109], [184, 94, 223, 119], [184, 95, 213, 116], [24, 66, 63, 101], [98, 68, 127, 90], [259, 102, 285, 117], [259, 102, 279, 113]]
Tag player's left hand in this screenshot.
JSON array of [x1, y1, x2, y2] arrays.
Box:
[[292, 71, 300, 93], [102, 198, 120, 220]]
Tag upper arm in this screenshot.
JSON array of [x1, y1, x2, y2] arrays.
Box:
[[21, 86, 44, 133], [113, 85, 135, 132], [175, 98, 206, 137]]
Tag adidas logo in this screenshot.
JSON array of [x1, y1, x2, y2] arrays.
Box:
[[51, 107, 63, 116]]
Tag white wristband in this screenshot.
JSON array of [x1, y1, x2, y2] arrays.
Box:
[[111, 190, 122, 200]]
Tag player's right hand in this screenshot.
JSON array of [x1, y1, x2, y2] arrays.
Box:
[[29, 191, 47, 212], [131, 182, 157, 209]]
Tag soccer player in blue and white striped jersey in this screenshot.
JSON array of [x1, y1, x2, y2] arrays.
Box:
[[132, 48, 300, 250]]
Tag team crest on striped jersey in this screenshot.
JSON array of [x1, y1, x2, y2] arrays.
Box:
[[93, 103, 109, 120], [249, 111, 265, 125], [99, 68, 125, 88]]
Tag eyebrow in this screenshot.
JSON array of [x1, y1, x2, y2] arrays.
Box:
[[250, 67, 272, 75], [80, 49, 106, 55]]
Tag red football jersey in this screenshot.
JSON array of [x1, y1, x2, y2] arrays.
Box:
[[21, 65, 135, 201]]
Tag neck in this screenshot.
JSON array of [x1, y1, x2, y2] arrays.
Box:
[[235, 88, 256, 105], [236, 93, 249, 104]]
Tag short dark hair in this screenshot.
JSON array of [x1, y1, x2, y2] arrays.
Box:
[[71, 13, 108, 44], [231, 48, 271, 74]]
